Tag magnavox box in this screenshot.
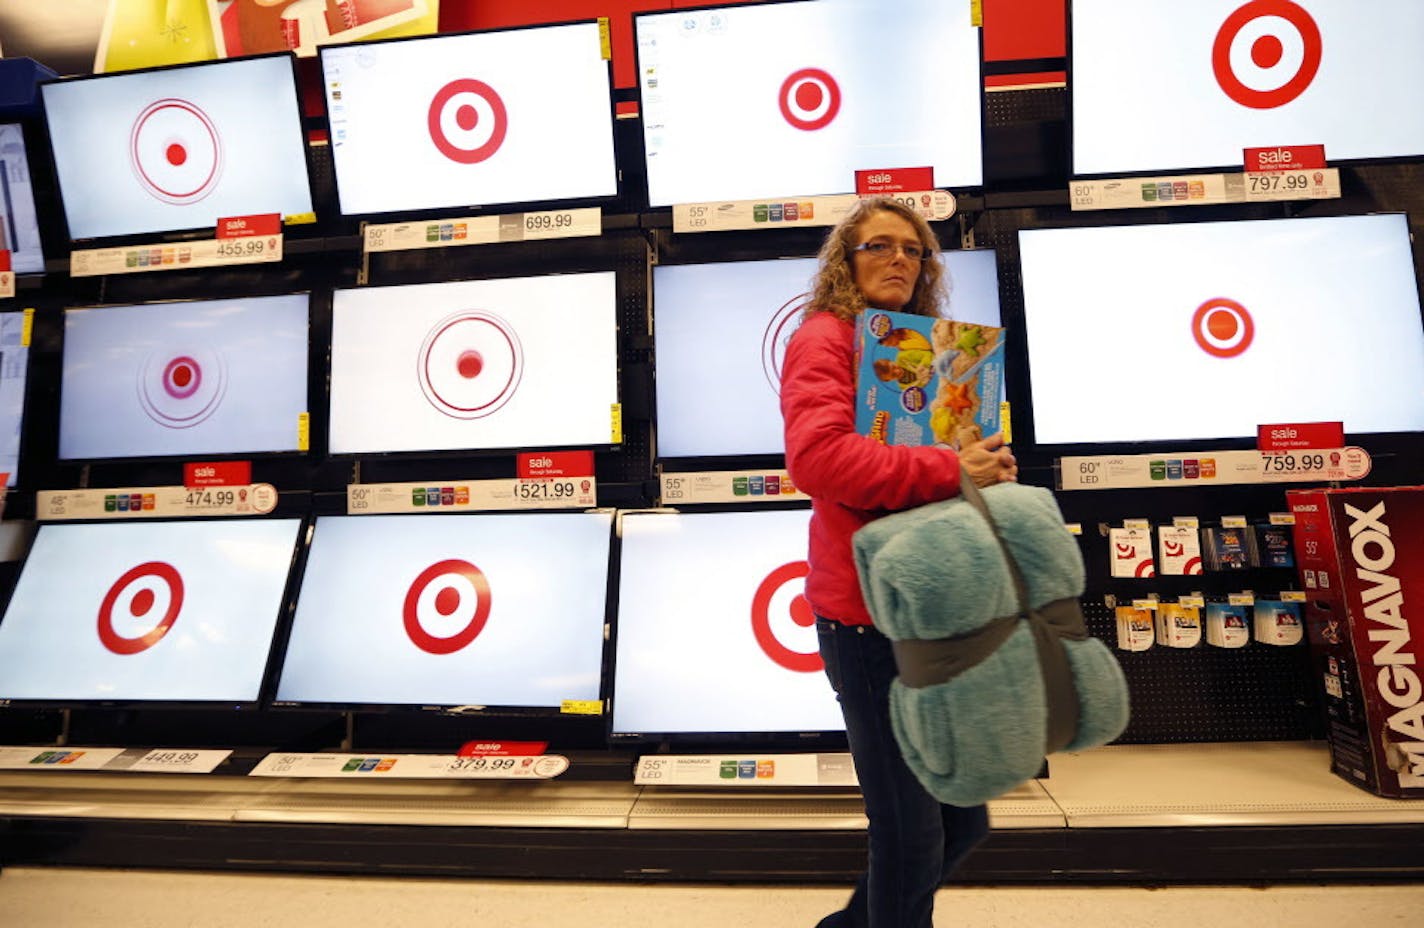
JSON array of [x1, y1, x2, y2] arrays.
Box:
[[1287, 486, 1424, 798]]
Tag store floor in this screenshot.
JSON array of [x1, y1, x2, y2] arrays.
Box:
[[1, 867, 1421, 927]]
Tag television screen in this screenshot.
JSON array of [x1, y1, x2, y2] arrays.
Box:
[[0, 518, 303, 705], [653, 249, 1000, 458], [1071, 0, 1424, 176], [40, 54, 314, 241], [329, 272, 619, 455], [321, 21, 617, 217], [0, 312, 29, 488], [60, 294, 310, 461], [1018, 213, 1424, 445], [636, 0, 983, 206], [276, 512, 611, 710], [611, 508, 844, 738], [0, 123, 46, 274]]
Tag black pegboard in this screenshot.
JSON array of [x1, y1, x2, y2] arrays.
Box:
[[1081, 599, 1321, 744]]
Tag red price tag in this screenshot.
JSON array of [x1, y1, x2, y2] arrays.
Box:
[[458, 741, 548, 757], [217, 213, 281, 239], [517, 451, 594, 479], [855, 167, 935, 195], [1244, 145, 1326, 172], [184, 461, 252, 488], [1257, 422, 1344, 452]]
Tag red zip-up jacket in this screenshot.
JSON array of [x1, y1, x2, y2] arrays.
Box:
[[780, 310, 962, 625]]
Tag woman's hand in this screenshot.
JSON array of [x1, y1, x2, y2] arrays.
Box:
[[959, 432, 1018, 488]]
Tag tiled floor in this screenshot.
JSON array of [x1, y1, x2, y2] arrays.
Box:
[[2, 867, 1422, 928]]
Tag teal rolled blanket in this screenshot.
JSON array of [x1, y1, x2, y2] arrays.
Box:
[[852, 481, 1130, 807]]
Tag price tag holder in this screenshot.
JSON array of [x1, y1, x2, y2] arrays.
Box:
[[1065, 523, 1082, 536], [1131, 598, 1160, 610], [1179, 595, 1207, 609], [1173, 516, 1201, 529], [1281, 591, 1307, 603], [38, 484, 279, 521], [1122, 518, 1151, 531], [1221, 515, 1248, 529], [1058, 447, 1371, 490], [634, 753, 857, 787], [363, 208, 601, 254], [1270, 512, 1297, 525], [348, 477, 597, 514], [660, 470, 806, 505], [70, 234, 283, 277], [1229, 593, 1256, 607], [248, 752, 570, 780], [1069, 168, 1339, 211]]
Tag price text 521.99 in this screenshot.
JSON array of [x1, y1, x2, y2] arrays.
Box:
[[512, 480, 575, 500]]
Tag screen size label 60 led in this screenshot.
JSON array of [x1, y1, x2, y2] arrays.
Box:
[[1059, 448, 1371, 491]]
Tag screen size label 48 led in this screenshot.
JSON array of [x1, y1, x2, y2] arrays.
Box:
[[37, 484, 279, 520]]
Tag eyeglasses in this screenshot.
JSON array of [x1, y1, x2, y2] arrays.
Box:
[[852, 240, 928, 262]]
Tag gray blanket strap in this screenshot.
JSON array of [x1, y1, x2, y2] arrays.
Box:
[[904, 479, 1089, 755]]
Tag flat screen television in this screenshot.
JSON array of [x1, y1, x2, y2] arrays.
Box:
[[0, 123, 46, 273], [0, 518, 304, 706], [1070, 0, 1424, 177], [653, 249, 1001, 459], [635, 0, 984, 206], [1017, 212, 1424, 447], [0, 311, 30, 487], [320, 21, 617, 217], [328, 272, 619, 455], [610, 508, 844, 740], [40, 53, 314, 241], [275, 511, 612, 711], [59, 293, 310, 461]]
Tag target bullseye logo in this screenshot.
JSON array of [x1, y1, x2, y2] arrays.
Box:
[[779, 68, 841, 131], [403, 559, 492, 655], [1213, 1, 1322, 109], [761, 292, 810, 396], [129, 98, 222, 204], [428, 78, 509, 164], [750, 561, 821, 673], [138, 348, 228, 429], [418, 311, 523, 419], [1192, 297, 1255, 358], [97, 562, 184, 655]]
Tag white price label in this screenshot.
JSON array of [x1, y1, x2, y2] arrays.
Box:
[[1059, 447, 1371, 490], [363, 208, 600, 253], [37, 484, 277, 521], [128, 749, 230, 774], [673, 194, 861, 233], [659, 470, 804, 505], [1179, 595, 1207, 609], [1070, 168, 1338, 211], [1269, 512, 1297, 525], [633, 753, 855, 787], [70, 234, 282, 277], [1173, 516, 1201, 529], [1221, 516, 1248, 528], [0, 746, 126, 770], [248, 752, 568, 780], [1229, 593, 1256, 606], [348, 477, 597, 514], [1122, 518, 1151, 531], [1281, 591, 1307, 603], [1131, 599, 1160, 610], [0, 270, 13, 299]]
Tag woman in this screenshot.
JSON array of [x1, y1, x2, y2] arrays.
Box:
[[780, 197, 1018, 928]]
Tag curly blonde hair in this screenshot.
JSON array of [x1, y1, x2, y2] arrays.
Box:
[[805, 196, 948, 324]]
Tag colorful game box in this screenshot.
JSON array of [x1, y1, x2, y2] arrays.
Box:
[[854, 309, 1005, 449]]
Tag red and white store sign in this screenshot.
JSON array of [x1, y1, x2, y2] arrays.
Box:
[[184, 461, 252, 488], [458, 740, 549, 757], [217, 213, 281, 239], [855, 167, 935, 196], [517, 451, 594, 480], [1244, 145, 1326, 173], [1257, 422, 1344, 452]]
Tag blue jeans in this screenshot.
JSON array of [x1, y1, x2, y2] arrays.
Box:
[[815, 617, 989, 928]]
